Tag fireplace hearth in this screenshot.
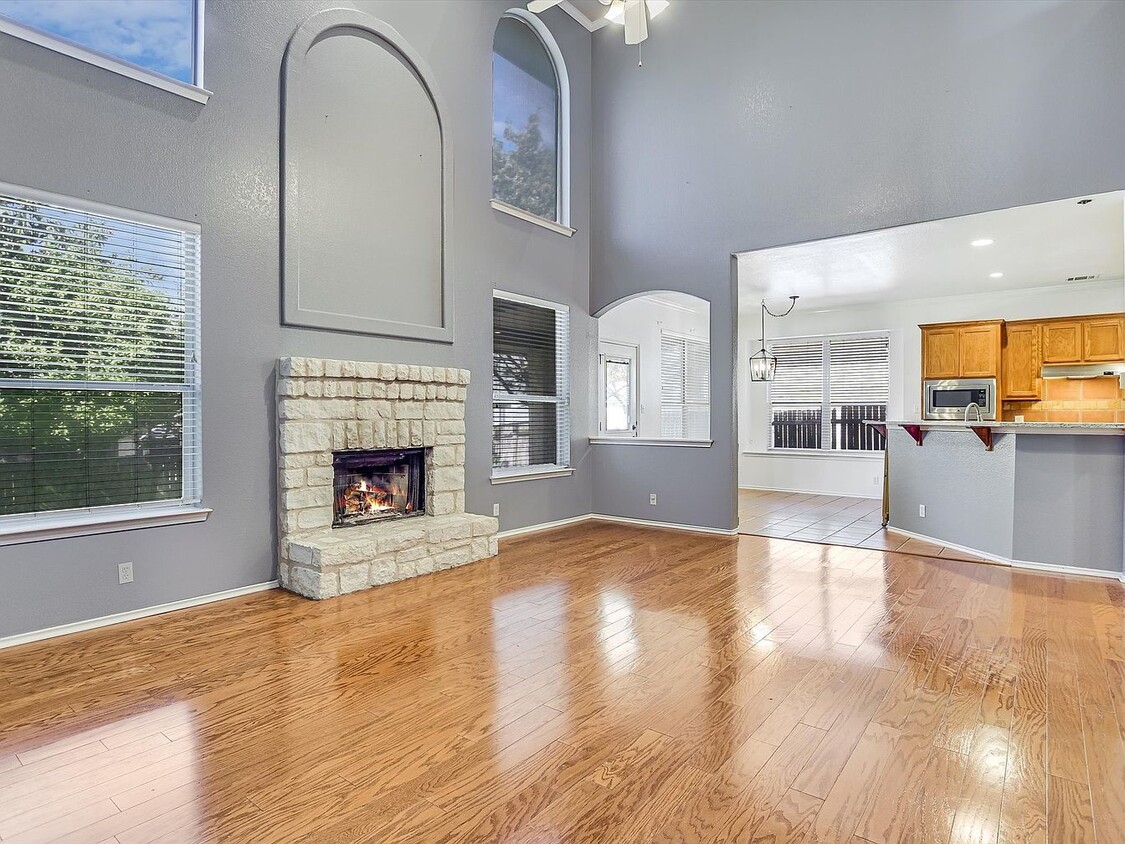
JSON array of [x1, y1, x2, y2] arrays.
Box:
[[333, 448, 425, 527]]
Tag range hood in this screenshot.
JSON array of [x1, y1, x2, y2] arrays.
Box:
[[1041, 362, 1125, 384]]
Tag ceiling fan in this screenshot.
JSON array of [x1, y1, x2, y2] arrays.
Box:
[[527, 0, 670, 46]]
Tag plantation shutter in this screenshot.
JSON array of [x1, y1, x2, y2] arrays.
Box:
[[660, 333, 710, 439], [492, 292, 570, 472], [0, 188, 202, 519]]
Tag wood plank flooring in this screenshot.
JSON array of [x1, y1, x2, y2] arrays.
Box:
[[1, 522, 1123, 842]]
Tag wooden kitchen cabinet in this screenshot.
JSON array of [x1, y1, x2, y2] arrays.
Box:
[[922, 326, 959, 379], [1002, 322, 1040, 399], [1042, 320, 1083, 363], [1083, 316, 1125, 362], [958, 323, 1001, 377], [921, 321, 1001, 379]]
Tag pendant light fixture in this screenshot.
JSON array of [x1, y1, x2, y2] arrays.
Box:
[[749, 296, 799, 382]]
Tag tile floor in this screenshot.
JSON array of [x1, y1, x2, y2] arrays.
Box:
[[738, 488, 987, 562]]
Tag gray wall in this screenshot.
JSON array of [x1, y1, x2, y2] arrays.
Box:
[[589, 0, 1125, 530], [1013, 435, 1124, 571], [0, 0, 594, 638], [888, 429, 1017, 559]]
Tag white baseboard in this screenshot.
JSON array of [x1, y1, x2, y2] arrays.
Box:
[[0, 580, 279, 651], [889, 526, 1123, 582], [738, 484, 881, 501], [497, 514, 594, 540], [591, 514, 738, 536], [498, 513, 738, 540]]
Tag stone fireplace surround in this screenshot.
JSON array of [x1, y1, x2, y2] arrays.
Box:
[[276, 357, 498, 599]]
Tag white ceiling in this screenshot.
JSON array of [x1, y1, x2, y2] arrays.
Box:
[[559, 0, 612, 30], [737, 191, 1125, 311]]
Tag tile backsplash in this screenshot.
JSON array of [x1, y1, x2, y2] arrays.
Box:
[[1003, 376, 1125, 422]]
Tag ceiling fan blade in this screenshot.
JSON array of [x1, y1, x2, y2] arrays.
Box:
[[527, 0, 563, 12], [623, 0, 648, 44]]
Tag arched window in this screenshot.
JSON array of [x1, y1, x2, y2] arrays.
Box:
[[491, 10, 570, 231]]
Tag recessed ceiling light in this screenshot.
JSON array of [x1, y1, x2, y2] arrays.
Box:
[[971, 239, 994, 247], [990, 272, 1004, 278]]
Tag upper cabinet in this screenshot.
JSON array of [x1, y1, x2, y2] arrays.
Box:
[[921, 321, 1001, 380], [1083, 317, 1125, 362], [924, 314, 1125, 402], [1042, 320, 1082, 364], [1040, 315, 1124, 364], [1003, 322, 1041, 399]]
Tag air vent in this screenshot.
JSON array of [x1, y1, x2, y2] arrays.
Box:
[[1066, 274, 1101, 283]]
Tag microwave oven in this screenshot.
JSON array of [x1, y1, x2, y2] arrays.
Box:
[[923, 378, 997, 420]]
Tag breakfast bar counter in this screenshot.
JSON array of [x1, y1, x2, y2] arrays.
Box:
[[869, 421, 1125, 576]]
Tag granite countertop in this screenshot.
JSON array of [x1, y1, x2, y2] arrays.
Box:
[[869, 420, 1125, 434]]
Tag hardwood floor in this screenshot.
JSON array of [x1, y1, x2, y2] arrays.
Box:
[[1, 522, 1123, 842], [739, 489, 990, 561]]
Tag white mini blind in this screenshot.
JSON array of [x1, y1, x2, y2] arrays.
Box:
[[0, 187, 202, 519], [660, 333, 710, 439], [767, 333, 888, 452], [492, 291, 570, 473]]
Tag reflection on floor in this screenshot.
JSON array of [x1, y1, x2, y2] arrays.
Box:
[[739, 488, 987, 562], [0, 523, 1119, 842]]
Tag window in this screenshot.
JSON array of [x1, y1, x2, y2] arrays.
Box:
[[768, 333, 889, 451], [492, 291, 570, 478], [0, 184, 202, 528], [599, 341, 637, 436], [661, 333, 710, 439], [0, 0, 207, 102], [491, 11, 569, 231]]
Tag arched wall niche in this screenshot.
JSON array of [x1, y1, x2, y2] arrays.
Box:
[[281, 9, 453, 342]]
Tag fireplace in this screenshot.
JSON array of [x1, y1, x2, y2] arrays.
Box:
[[332, 448, 426, 528]]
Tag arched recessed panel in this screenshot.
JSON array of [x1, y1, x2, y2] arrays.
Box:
[[282, 10, 452, 342]]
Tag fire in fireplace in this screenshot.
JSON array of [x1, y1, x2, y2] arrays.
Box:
[[332, 448, 426, 527]]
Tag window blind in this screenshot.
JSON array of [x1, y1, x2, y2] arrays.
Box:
[[0, 188, 202, 519], [492, 292, 570, 472], [660, 333, 710, 439], [767, 334, 888, 451]]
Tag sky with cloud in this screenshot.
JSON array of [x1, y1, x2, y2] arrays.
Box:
[[0, 0, 194, 82]]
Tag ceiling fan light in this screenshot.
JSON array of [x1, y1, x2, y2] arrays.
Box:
[[606, 0, 669, 24]]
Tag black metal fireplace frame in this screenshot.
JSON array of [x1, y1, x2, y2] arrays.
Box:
[[332, 447, 427, 528]]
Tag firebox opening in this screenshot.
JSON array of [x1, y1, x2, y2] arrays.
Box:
[[332, 448, 426, 528]]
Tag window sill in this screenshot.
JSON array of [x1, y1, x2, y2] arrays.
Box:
[[491, 466, 575, 485], [743, 449, 885, 460], [0, 18, 212, 104], [0, 506, 213, 547], [591, 437, 713, 448], [490, 199, 576, 237]]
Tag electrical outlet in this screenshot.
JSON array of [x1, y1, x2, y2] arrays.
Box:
[[118, 562, 134, 584], [649, 493, 658, 506], [492, 503, 500, 517], [918, 504, 926, 518], [872, 475, 880, 486]]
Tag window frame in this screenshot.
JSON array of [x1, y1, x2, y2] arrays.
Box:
[[765, 330, 890, 455], [660, 330, 711, 441], [491, 289, 572, 483], [0, 0, 211, 104], [598, 340, 639, 437], [489, 8, 573, 237], [0, 181, 208, 546]]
